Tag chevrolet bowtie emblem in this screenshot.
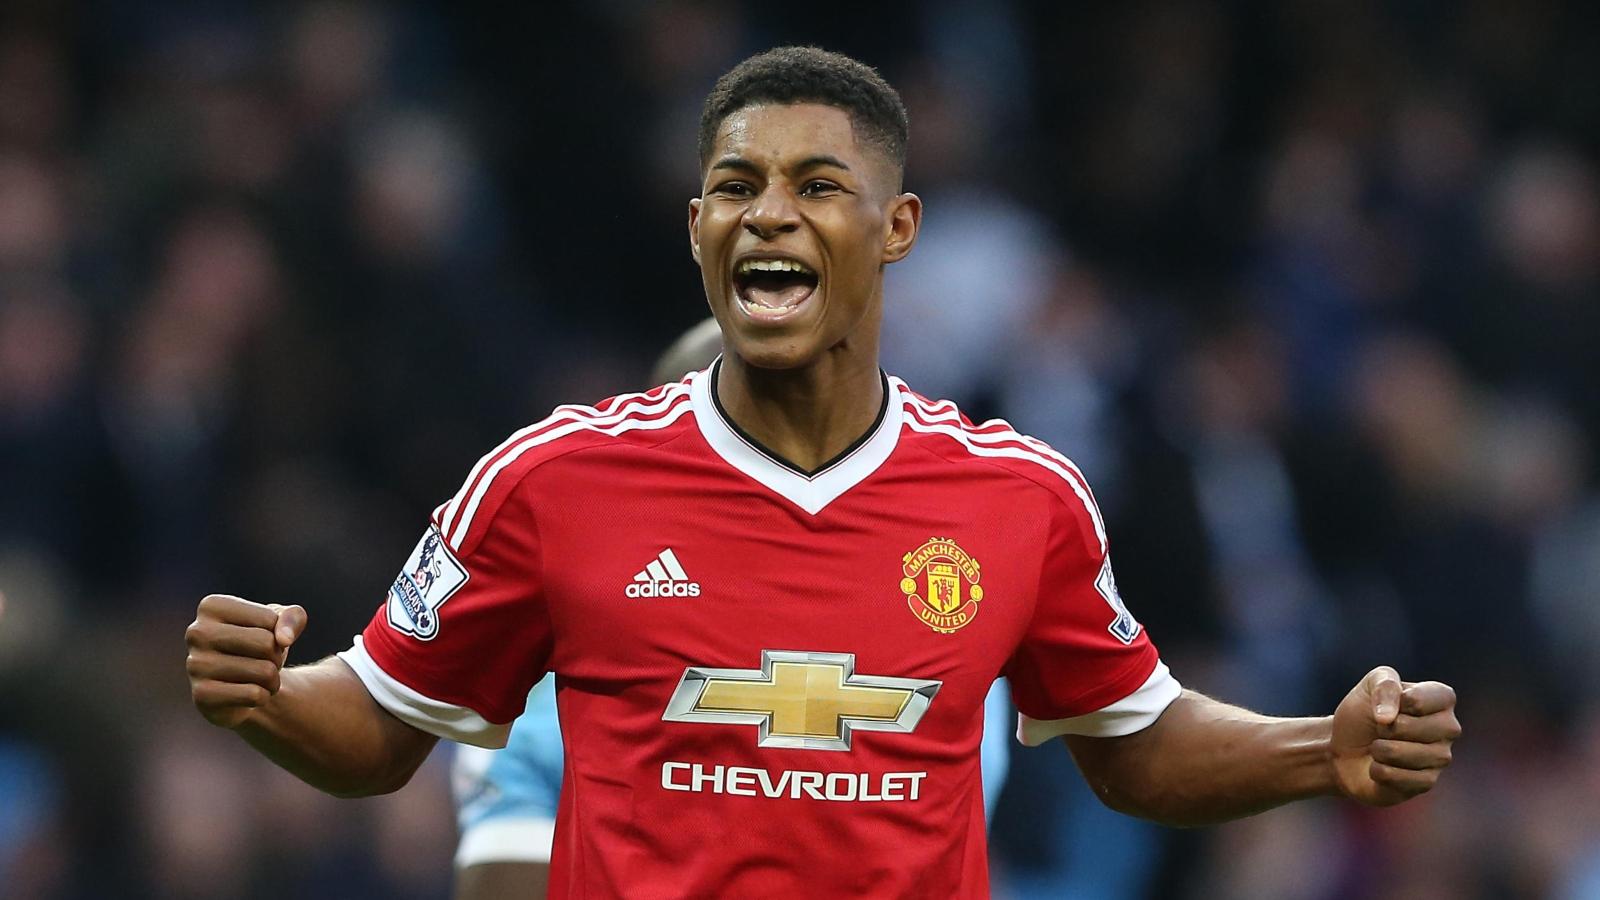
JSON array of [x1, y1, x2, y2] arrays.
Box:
[[662, 650, 942, 751]]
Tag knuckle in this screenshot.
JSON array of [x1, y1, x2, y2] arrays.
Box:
[[238, 631, 267, 658], [253, 658, 281, 684], [184, 620, 208, 646]]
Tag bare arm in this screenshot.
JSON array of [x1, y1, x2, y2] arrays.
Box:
[[186, 594, 437, 798], [235, 656, 437, 797], [1065, 668, 1460, 827], [455, 863, 549, 900]]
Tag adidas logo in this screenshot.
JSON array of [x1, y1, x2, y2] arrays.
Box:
[[626, 548, 701, 598]]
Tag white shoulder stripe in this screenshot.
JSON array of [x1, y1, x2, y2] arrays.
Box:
[[902, 391, 1096, 487], [447, 398, 692, 550], [438, 384, 690, 538], [910, 403, 1100, 508], [909, 395, 959, 417], [899, 399, 1107, 553], [901, 389, 1100, 498]]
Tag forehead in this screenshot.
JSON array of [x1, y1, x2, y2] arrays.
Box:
[[711, 102, 865, 166]]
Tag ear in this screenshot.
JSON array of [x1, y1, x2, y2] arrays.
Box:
[[881, 192, 922, 264], [688, 197, 703, 265]]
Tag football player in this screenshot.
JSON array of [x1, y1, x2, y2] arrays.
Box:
[[448, 318, 1013, 898], [188, 47, 1459, 898]]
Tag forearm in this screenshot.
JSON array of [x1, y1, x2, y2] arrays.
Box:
[[1065, 690, 1336, 827], [234, 656, 438, 798]]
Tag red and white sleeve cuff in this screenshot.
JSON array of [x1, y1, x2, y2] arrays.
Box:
[[1016, 660, 1182, 746], [338, 636, 512, 749]]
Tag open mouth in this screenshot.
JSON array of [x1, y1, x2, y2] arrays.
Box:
[[733, 257, 819, 320]]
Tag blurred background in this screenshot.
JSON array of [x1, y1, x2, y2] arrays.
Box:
[[0, 1, 1597, 897]]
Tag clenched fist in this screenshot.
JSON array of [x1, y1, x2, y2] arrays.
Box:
[[185, 594, 309, 729], [1331, 666, 1461, 805]]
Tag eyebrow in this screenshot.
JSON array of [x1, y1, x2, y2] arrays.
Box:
[[795, 154, 852, 172], [709, 154, 853, 174], [710, 157, 760, 175]]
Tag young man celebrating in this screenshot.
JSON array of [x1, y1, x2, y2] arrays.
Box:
[[447, 319, 1016, 900], [185, 48, 1459, 897]]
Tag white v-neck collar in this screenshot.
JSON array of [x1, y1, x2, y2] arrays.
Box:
[[690, 361, 903, 515]]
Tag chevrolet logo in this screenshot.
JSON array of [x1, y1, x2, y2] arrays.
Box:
[[662, 650, 942, 751]]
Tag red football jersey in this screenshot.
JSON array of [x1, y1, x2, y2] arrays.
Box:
[[342, 362, 1180, 898]]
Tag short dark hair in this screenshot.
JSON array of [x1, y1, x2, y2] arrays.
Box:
[[698, 46, 908, 177]]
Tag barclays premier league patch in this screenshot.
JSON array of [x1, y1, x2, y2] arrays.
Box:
[[386, 527, 468, 641]]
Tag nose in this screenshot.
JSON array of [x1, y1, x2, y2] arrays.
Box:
[[743, 183, 800, 240]]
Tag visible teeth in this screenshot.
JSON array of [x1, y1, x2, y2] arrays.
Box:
[[737, 258, 814, 276]]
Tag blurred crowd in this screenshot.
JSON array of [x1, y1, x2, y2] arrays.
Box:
[[0, 2, 1597, 898]]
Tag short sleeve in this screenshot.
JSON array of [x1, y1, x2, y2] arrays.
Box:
[[339, 473, 551, 748], [1003, 494, 1181, 746], [451, 676, 564, 866]]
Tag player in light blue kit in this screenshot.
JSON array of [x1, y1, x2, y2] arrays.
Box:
[[452, 675, 566, 896], [450, 319, 1013, 898]]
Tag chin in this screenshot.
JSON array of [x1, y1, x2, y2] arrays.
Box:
[[721, 326, 825, 370], [729, 339, 814, 370]]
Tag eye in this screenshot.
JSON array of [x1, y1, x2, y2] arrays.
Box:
[[800, 180, 840, 197], [711, 181, 754, 198]]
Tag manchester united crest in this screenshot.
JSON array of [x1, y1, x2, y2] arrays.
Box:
[[900, 537, 984, 633]]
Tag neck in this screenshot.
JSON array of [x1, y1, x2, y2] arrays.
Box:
[[715, 346, 886, 475]]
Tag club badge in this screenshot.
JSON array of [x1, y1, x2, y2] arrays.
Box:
[[900, 537, 983, 634]]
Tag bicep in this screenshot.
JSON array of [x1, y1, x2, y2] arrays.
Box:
[[1059, 690, 1196, 814], [454, 862, 549, 900], [1061, 689, 1245, 775], [1060, 705, 1164, 789], [325, 656, 441, 772]]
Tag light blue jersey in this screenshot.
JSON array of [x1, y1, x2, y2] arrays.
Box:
[[453, 678, 1014, 866], [452, 676, 565, 864]]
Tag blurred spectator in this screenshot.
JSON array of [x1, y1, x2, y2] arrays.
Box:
[[0, 738, 65, 896], [0, 2, 1597, 898]]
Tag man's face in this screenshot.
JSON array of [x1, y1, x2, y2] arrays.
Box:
[[689, 103, 919, 370]]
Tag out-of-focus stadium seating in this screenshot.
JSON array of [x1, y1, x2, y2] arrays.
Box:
[[1, 3, 1597, 898]]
